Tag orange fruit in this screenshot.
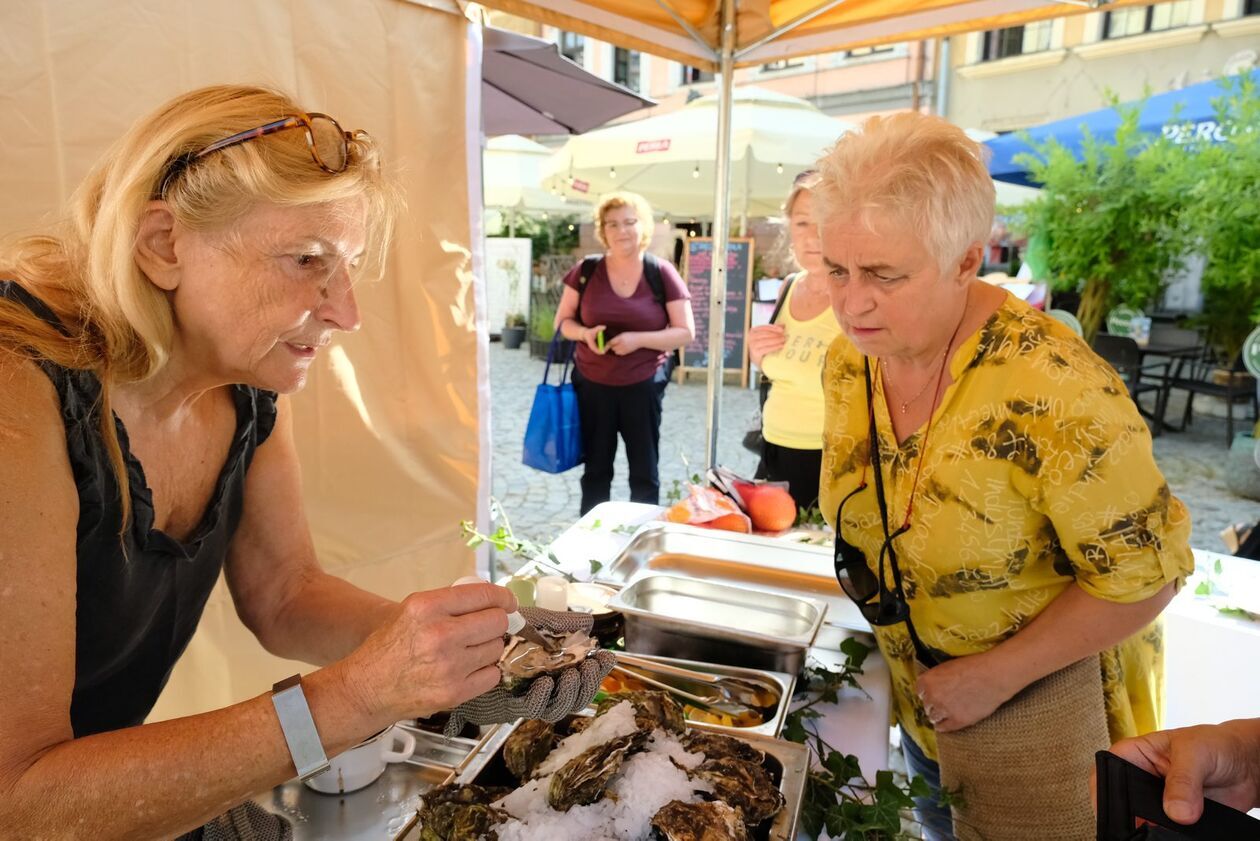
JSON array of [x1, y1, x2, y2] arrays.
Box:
[[704, 512, 752, 533], [741, 484, 797, 532]]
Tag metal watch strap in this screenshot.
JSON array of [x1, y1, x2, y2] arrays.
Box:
[[271, 674, 330, 782]]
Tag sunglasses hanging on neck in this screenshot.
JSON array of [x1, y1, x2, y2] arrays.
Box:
[[831, 356, 949, 668]]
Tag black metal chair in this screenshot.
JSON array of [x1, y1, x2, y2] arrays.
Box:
[[1158, 344, 1259, 443], [1092, 334, 1169, 433]]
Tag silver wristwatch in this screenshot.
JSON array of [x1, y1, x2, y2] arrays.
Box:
[[271, 674, 331, 782]]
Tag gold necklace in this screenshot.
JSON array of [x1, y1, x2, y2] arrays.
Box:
[[882, 346, 949, 415]]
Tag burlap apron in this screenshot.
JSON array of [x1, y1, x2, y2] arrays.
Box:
[[935, 654, 1109, 841]]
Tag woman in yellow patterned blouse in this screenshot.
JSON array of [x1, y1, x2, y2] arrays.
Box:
[[814, 113, 1194, 839]]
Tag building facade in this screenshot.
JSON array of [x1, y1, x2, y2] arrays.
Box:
[[946, 0, 1259, 132]]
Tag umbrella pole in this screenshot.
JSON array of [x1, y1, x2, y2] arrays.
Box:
[[704, 0, 736, 469]]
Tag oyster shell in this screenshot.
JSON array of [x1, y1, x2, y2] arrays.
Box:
[[565, 715, 594, 735], [679, 731, 765, 766], [595, 689, 686, 734], [503, 718, 557, 781], [690, 758, 785, 825], [498, 629, 599, 691], [417, 783, 512, 841], [546, 730, 648, 811], [650, 799, 751, 841]]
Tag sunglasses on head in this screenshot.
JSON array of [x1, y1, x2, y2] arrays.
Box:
[[158, 112, 363, 197]]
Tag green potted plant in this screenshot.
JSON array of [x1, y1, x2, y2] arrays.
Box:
[[1181, 76, 1260, 366], [502, 311, 527, 349], [528, 299, 557, 358], [1011, 99, 1193, 342], [498, 256, 528, 349]]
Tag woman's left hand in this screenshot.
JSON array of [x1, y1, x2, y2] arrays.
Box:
[[606, 331, 643, 355], [915, 652, 1015, 732]]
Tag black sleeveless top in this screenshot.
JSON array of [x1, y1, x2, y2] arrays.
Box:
[[0, 282, 278, 737]]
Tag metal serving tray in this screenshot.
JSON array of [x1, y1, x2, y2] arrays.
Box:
[[598, 522, 871, 633], [254, 724, 502, 840], [450, 715, 809, 841], [608, 574, 827, 675], [612, 652, 796, 738]]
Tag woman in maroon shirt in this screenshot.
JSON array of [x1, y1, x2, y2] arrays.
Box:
[[553, 191, 695, 514]]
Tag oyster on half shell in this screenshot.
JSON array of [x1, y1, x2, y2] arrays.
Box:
[[546, 729, 648, 811], [503, 718, 556, 781], [690, 757, 785, 825], [498, 629, 598, 691], [595, 689, 686, 734], [416, 783, 512, 841], [650, 799, 751, 841], [679, 731, 765, 766]]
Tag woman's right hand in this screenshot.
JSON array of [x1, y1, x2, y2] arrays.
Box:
[[336, 582, 517, 726], [582, 324, 608, 355], [748, 323, 786, 366]]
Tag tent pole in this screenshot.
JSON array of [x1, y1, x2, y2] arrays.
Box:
[[704, 0, 736, 469]]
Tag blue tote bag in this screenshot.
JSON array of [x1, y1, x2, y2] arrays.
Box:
[[522, 336, 583, 473]]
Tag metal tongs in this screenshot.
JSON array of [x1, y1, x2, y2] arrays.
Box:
[[612, 652, 777, 708]]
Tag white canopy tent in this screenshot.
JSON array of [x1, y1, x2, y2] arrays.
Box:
[[484, 134, 590, 226], [542, 87, 855, 223]]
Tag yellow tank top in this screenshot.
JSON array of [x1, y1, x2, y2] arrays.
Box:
[[760, 276, 844, 450]]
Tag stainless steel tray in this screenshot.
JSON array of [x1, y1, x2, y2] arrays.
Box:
[[255, 724, 501, 840], [598, 522, 871, 633], [453, 716, 808, 841], [611, 652, 796, 738], [608, 573, 826, 674]]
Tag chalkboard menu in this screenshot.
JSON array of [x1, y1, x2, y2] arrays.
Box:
[[681, 238, 754, 383]]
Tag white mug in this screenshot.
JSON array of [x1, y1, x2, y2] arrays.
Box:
[[303, 724, 417, 795]]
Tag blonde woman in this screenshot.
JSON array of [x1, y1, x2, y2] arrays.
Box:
[[0, 86, 608, 838], [747, 170, 843, 511], [815, 113, 1193, 838], [553, 191, 695, 514]]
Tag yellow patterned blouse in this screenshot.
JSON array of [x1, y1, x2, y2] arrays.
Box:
[[820, 293, 1194, 762]]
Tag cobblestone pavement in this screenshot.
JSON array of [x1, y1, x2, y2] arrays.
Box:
[[489, 342, 1259, 551]]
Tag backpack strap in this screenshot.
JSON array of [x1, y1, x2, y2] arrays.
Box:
[[642, 253, 668, 308], [642, 253, 683, 371], [574, 254, 602, 326]]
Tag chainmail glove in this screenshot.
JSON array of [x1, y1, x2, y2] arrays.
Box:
[[444, 606, 615, 737]]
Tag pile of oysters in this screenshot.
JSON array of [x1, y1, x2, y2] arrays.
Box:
[[417, 690, 785, 841]]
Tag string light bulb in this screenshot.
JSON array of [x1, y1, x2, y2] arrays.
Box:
[[776, 163, 784, 174], [692, 164, 700, 179], [609, 166, 616, 179], [568, 224, 576, 231]]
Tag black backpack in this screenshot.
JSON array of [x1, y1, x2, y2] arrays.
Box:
[[576, 253, 682, 373]]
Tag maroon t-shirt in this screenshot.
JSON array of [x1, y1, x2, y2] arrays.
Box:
[[562, 258, 690, 386]]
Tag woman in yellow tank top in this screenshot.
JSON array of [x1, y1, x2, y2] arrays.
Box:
[[747, 172, 844, 511]]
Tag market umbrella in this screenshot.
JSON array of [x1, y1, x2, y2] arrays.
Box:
[[541, 87, 855, 221], [964, 129, 1041, 206], [484, 134, 588, 215], [482, 27, 655, 136], [985, 69, 1259, 187]]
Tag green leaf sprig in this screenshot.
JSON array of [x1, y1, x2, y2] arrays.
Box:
[[785, 637, 955, 840], [460, 498, 579, 582]]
